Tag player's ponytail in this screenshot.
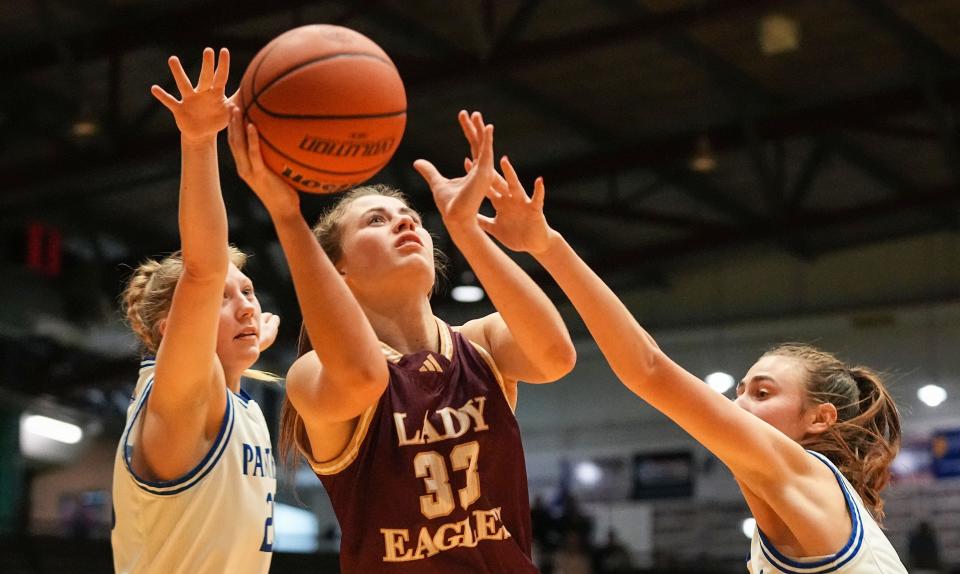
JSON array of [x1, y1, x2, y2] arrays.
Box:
[[122, 255, 184, 355], [845, 366, 901, 519], [765, 344, 902, 521]]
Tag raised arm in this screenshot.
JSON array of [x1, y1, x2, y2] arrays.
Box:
[[139, 48, 233, 480], [413, 112, 576, 387], [227, 110, 387, 459], [480, 159, 826, 496]]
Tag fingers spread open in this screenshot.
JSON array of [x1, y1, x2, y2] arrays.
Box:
[[197, 47, 216, 90], [476, 124, 495, 171], [150, 85, 179, 112], [499, 155, 524, 199], [413, 159, 444, 188], [532, 177, 546, 209], [167, 56, 193, 97], [458, 110, 480, 159], [212, 48, 230, 92]]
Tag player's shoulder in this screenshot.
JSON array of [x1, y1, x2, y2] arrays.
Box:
[[286, 352, 321, 395], [452, 313, 498, 352]]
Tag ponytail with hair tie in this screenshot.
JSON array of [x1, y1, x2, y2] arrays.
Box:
[[766, 344, 903, 521]]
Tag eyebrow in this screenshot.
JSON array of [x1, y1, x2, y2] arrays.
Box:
[[740, 375, 779, 387], [360, 206, 422, 220]]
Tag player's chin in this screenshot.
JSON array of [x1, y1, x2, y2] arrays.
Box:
[[225, 340, 261, 366]]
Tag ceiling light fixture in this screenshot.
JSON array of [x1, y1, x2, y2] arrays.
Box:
[[451, 271, 485, 303], [917, 384, 947, 407], [706, 372, 735, 394], [689, 134, 717, 173], [759, 13, 800, 56]]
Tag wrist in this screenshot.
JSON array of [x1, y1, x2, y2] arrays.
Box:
[[268, 201, 303, 226], [180, 133, 218, 149], [443, 216, 482, 239], [531, 228, 566, 261]]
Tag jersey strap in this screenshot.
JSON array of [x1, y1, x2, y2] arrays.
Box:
[[757, 451, 865, 573], [120, 381, 236, 496]]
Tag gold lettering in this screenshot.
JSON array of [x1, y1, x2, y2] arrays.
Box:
[[474, 508, 500, 541], [434, 520, 465, 551], [381, 507, 515, 562], [381, 529, 413, 562], [491, 507, 512, 539], [394, 413, 424, 446], [459, 515, 477, 547], [435, 406, 471, 439], [412, 525, 440, 559], [421, 413, 443, 444], [460, 397, 489, 431]]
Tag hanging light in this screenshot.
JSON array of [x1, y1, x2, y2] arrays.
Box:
[[705, 372, 735, 394], [689, 134, 717, 173], [917, 384, 947, 407], [759, 14, 800, 56], [574, 461, 602, 486], [70, 102, 100, 138], [451, 271, 485, 303], [23, 414, 83, 444]]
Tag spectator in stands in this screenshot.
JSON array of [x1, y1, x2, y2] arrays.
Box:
[[909, 521, 942, 574]]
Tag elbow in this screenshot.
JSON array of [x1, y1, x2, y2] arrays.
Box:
[[618, 346, 667, 392], [539, 341, 578, 382], [351, 362, 389, 397], [554, 341, 578, 378]]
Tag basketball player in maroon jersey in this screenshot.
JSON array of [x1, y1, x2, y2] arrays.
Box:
[[227, 108, 576, 572]]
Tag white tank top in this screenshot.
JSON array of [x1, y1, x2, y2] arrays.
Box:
[[111, 360, 276, 574], [747, 450, 907, 574]]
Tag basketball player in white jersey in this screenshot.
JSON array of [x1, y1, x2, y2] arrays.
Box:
[[458, 116, 908, 573], [112, 48, 279, 574]]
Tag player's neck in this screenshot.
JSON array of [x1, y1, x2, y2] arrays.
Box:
[[222, 367, 243, 394], [363, 297, 438, 356]]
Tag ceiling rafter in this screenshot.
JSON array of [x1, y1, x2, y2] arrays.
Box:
[[846, 0, 960, 191]]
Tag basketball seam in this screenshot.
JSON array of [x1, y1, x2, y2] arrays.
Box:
[[250, 101, 406, 120], [258, 133, 394, 176], [243, 40, 282, 117], [246, 52, 399, 115]]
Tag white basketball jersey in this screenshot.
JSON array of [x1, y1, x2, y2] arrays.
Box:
[[747, 450, 907, 574], [112, 360, 277, 574]]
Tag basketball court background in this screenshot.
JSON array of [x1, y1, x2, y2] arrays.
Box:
[[1, 1, 959, 572]]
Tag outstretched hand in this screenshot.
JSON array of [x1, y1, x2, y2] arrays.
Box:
[[458, 110, 555, 255], [478, 157, 554, 255], [413, 112, 496, 232], [227, 106, 300, 217], [151, 48, 234, 142]]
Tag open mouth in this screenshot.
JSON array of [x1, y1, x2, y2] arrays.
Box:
[[395, 233, 423, 249]]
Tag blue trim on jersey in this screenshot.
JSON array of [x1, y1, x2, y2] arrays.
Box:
[[235, 388, 251, 407], [120, 376, 236, 496], [756, 451, 864, 573]]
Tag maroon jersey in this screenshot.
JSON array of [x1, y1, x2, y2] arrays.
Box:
[[295, 318, 538, 573]]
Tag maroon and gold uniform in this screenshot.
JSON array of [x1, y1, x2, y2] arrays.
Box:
[[295, 317, 538, 573]]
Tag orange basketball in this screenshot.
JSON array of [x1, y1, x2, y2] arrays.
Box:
[[238, 25, 406, 194]]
